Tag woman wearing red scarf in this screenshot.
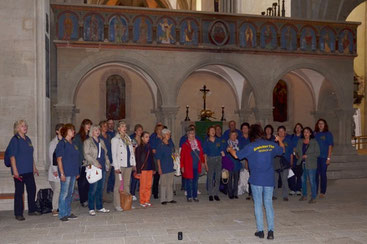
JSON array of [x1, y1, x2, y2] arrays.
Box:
[[180, 127, 206, 202]]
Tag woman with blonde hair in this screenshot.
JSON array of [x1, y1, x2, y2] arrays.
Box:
[[84, 125, 111, 216], [7, 120, 40, 221], [111, 121, 136, 211]]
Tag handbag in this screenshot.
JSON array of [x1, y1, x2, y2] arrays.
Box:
[[221, 169, 229, 184], [222, 155, 234, 171], [134, 149, 150, 179], [119, 192, 133, 210], [85, 165, 102, 184]]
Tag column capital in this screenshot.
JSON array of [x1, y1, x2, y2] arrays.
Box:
[[54, 104, 76, 124]]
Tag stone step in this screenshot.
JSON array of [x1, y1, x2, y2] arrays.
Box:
[[328, 169, 367, 180], [329, 161, 367, 170]]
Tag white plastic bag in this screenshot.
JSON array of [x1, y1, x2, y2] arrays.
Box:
[[172, 153, 181, 176], [85, 165, 102, 184], [238, 169, 250, 195]]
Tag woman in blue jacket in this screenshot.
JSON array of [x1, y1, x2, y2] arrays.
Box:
[[314, 119, 333, 198]]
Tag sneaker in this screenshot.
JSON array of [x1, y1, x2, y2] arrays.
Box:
[[254, 231, 264, 239], [132, 195, 137, 201], [184, 191, 187, 196], [283, 197, 289, 201], [214, 196, 220, 201], [81, 202, 88, 207], [89, 210, 96, 216], [193, 198, 199, 202], [209, 196, 214, 201], [68, 214, 78, 219], [289, 191, 295, 196], [60, 216, 68, 222], [296, 191, 302, 196], [169, 200, 177, 204], [197, 190, 201, 195], [319, 194, 325, 199], [267, 230, 274, 240], [28, 211, 41, 216], [140, 203, 147, 208], [145, 203, 152, 207], [187, 198, 193, 202], [97, 208, 110, 213], [299, 196, 307, 201], [115, 207, 123, 212], [52, 210, 58, 217], [308, 198, 316, 204], [15, 215, 25, 221]]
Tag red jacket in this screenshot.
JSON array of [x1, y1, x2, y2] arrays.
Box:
[[180, 139, 205, 179]]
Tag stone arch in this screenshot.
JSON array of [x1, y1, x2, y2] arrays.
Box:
[[60, 54, 166, 108], [269, 62, 344, 111], [174, 60, 258, 109]]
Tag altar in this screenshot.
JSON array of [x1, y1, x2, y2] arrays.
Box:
[[180, 85, 228, 142]]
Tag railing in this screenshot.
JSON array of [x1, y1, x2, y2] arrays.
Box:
[[51, 4, 358, 56], [352, 136, 367, 150]]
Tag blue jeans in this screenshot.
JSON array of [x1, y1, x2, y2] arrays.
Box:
[[59, 176, 76, 219], [107, 166, 115, 193], [186, 168, 199, 199], [302, 166, 317, 199], [316, 157, 328, 194], [88, 171, 106, 210], [251, 184, 274, 232], [130, 171, 139, 196]]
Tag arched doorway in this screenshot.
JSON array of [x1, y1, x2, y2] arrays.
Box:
[[73, 63, 159, 133], [272, 68, 339, 135]]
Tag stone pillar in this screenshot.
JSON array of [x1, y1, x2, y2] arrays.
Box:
[[254, 106, 273, 127], [155, 106, 179, 145], [54, 104, 76, 124], [220, 0, 235, 13], [335, 108, 357, 155], [236, 108, 253, 124]]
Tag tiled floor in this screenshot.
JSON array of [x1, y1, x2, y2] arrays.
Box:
[[1, 178, 367, 244]]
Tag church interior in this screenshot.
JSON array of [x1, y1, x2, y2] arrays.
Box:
[[1, 0, 367, 213]]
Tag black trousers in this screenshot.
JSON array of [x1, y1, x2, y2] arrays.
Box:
[[78, 166, 89, 204], [14, 172, 36, 216], [152, 172, 160, 198], [228, 170, 240, 198]]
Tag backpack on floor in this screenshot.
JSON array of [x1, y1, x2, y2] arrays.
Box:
[[35, 188, 53, 214]]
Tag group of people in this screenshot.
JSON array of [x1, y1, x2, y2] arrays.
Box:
[[6, 117, 333, 240]]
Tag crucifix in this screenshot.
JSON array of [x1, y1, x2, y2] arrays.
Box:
[[200, 85, 210, 111]]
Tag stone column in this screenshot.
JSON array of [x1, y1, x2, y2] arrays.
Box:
[[254, 106, 273, 127], [236, 108, 254, 124], [54, 104, 76, 124], [335, 108, 357, 155], [155, 106, 179, 145]]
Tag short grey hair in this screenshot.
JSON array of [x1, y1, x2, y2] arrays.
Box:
[[161, 128, 171, 136], [89, 125, 100, 137]]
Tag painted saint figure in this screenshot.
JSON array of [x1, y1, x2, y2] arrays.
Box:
[[138, 17, 148, 44], [114, 17, 126, 43], [245, 26, 254, 47], [342, 31, 350, 54], [184, 20, 194, 42], [264, 25, 274, 49], [159, 18, 174, 44], [89, 15, 99, 41], [63, 13, 73, 40]]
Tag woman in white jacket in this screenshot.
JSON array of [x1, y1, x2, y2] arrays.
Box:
[[48, 123, 63, 217], [111, 121, 136, 211]]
